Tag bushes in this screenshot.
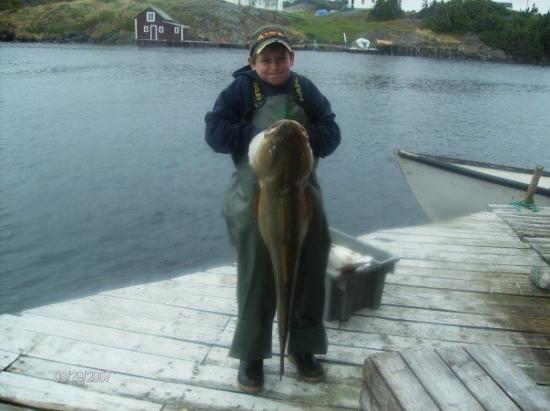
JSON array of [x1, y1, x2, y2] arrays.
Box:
[[369, 0, 404, 21], [420, 0, 550, 62]]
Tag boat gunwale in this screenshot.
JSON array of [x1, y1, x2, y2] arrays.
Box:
[[396, 149, 550, 197]]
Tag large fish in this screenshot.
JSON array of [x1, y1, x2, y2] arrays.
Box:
[[249, 119, 314, 379]]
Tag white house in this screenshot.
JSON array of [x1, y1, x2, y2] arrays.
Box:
[[351, 0, 376, 8], [224, 0, 284, 11]]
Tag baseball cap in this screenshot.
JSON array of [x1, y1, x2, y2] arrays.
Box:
[[249, 26, 293, 57]]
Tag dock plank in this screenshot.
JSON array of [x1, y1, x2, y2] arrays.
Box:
[[378, 225, 516, 238], [0, 403, 37, 411], [106, 275, 550, 321], [394, 265, 534, 282], [26, 293, 230, 329], [0, 314, 210, 363], [22, 299, 230, 345], [363, 236, 533, 256], [491, 205, 550, 265], [0, 323, 44, 355], [371, 227, 520, 240], [359, 382, 383, 411], [396, 258, 539, 274], [0, 372, 162, 411], [102, 285, 237, 315], [216, 312, 550, 379], [27, 335, 198, 382], [203, 346, 363, 384], [17, 336, 359, 409], [361, 231, 529, 248], [7, 356, 327, 411], [401, 348, 484, 410], [363, 346, 549, 411], [340, 315, 550, 348], [205, 265, 237, 275], [436, 347, 520, 411], [354, 305, 550, 333], [1, 349, 19, 370], [382, 284, 550, 318], [183, 265, 543, 299], [363, 352, 439, 411], [387, 272, 542, 297], [466, 345, 550, 411], [363, 246, 544, 266]]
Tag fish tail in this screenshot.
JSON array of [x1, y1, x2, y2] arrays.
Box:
[[285, 259, 300, 371], [279, 330, 286, 380]]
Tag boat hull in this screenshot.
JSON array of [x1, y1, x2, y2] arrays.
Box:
[[395, 150, 550, 221]]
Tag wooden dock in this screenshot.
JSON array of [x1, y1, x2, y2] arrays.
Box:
[[1, 205, 549, 410]]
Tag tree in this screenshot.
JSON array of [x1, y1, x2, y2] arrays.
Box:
[[369, 0, 404, 21], [420, 0, 549, 62]]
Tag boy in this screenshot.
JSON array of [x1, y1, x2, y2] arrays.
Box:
[[205, 26, 340, 393]]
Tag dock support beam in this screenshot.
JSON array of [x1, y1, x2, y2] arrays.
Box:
[[525, 165, 544, 203]]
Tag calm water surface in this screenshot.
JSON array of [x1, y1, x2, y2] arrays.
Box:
[[1, 43, 549, 313]]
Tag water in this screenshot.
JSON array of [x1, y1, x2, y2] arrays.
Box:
[[1, 43, 549, 314]]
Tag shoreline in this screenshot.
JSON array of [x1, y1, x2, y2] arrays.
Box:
[[2, 39, 547, 66]]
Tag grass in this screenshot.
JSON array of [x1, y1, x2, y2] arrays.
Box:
[[284, 11, 422, 44], [0, 0, 461, 46]]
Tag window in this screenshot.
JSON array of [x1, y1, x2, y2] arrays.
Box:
[[159, 26, 164, 34], [146, 12, 155, 22], [174, 27, 180, 34], [144, 26, 149, 33]]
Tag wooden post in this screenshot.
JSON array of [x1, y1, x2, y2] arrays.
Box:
[[525, 165, 544, 203]]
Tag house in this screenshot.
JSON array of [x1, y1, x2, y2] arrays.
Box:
[[494, 1, 514, 9], [350, 0, 376, 9], [134, 6, 190, 44], [223, 0, 284, 11]]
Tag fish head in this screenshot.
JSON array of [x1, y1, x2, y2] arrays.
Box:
[[252, 119, 313, 189]]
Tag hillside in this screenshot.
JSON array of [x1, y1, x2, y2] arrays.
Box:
[[0, 0, 509, 62]]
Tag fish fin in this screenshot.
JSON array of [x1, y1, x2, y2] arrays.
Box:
[[279, 322, 286, 380], [305, 186, 314, 222], [252, 191, 259, 219]]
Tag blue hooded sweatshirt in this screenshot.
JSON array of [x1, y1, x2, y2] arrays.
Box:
[[205, 65, 341, 164]]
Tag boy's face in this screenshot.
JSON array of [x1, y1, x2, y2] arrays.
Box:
[[249, 45, 295, 86]]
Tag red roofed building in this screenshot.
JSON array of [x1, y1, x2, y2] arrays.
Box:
[[134, 6, 190, 44]]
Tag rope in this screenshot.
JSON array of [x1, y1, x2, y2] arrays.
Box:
[[509, 200, 540, 212]]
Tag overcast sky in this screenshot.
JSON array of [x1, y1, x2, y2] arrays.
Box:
[[399, 0, 550, 13]]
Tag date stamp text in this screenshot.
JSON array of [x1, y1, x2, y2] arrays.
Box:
[[55, 368, 111, 383]]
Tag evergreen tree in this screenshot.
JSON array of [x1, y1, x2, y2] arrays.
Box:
[[420, 0, 548, 62], [369, 0, 404, 21]]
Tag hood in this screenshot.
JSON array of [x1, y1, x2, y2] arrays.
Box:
[[233, 65, 258, 80]]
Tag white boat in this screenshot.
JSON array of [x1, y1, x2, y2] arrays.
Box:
[[395, 149, 550, 221]]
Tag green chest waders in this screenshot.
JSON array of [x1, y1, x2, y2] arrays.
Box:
[[222, 92, 330, 360]]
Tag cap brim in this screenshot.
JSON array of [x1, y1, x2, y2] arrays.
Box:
[[254, 38, 293, 56]]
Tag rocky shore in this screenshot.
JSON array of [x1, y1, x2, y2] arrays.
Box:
[[0, 0, 539, 64]]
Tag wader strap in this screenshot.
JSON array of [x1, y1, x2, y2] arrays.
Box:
[[252, 81, 265, 109], [294, 76, 305, 106]]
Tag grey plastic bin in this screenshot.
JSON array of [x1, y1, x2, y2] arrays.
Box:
[[324, 228, 399, 322]]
